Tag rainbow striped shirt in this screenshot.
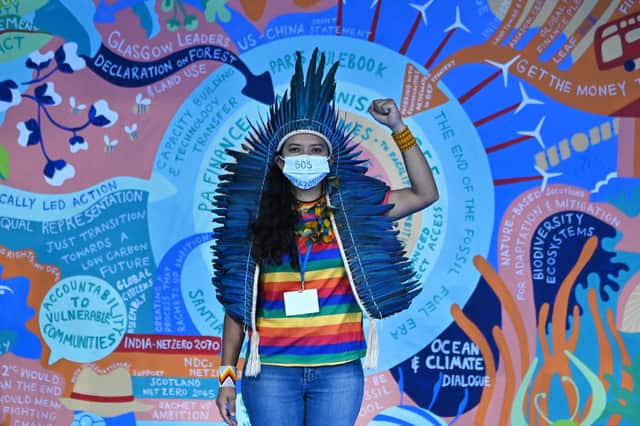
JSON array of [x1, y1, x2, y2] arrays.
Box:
[[256, 200, 366, 366]]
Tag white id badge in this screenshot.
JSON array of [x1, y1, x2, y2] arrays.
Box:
[[284, 289, 319, 316]]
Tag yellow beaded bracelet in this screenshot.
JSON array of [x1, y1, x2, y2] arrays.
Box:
[[392, 127, 417, 152]]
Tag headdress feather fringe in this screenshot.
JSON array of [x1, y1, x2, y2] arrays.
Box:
[[212, 48, 421, 374]]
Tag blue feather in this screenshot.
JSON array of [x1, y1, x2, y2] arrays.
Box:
[[212, 48, 421, 327]]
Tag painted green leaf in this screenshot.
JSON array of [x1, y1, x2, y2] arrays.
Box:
[[0, 31, 52, 64], [0, 144, 9, 180], [161, 0, 174, 13], [203, 0, 231, 23]]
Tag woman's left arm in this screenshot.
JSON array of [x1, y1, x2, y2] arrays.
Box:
[[368, 99, 439, 219]]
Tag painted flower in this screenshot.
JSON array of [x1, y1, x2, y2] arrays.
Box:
[[16, 119, 42, 147], [88, 100, 118, 127], [34, 82, 62, 106], [43, 159, 75, 186], [26, 50, 54, 70], [0, 80, 21, 113], [55, 42, 86, 73], [69, 135, 88, 153]]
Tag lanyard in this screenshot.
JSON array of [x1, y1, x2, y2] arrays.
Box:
[[297, 241, 313, 290]]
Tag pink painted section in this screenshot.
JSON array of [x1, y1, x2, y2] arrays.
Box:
[[135, 398, 220, 422], [357, 371, 406, 424], [0, 353, 73, 425], [6, 9, 231, 193], [617, 117, 636, 178]]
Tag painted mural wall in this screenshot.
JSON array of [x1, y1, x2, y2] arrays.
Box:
[[1, 0, 639, 425]]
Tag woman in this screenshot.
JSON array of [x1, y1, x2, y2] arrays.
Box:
[[213, 49, 438, 426]]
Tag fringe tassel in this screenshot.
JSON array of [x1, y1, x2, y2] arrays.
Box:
[[244, 330, 261, 377], [364, 318, 378, 370]]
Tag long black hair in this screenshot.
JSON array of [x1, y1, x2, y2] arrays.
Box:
[[250, 162, 300, 268]]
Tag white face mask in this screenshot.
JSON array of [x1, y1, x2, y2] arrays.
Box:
[[281, 155, 330, 189]]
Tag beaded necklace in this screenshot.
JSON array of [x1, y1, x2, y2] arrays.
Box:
[[295, 197, 334, 245]]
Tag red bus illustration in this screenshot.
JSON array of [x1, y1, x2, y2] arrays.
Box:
[[594, 12, 640, 71]]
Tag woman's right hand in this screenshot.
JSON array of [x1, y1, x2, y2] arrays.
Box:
[[216, 386, 237, 426]]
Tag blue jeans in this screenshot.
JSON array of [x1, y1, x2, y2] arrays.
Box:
[[241, 360, 364, 426]]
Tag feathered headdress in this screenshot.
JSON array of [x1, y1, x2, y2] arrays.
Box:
[[212, 48, 420, 374]]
